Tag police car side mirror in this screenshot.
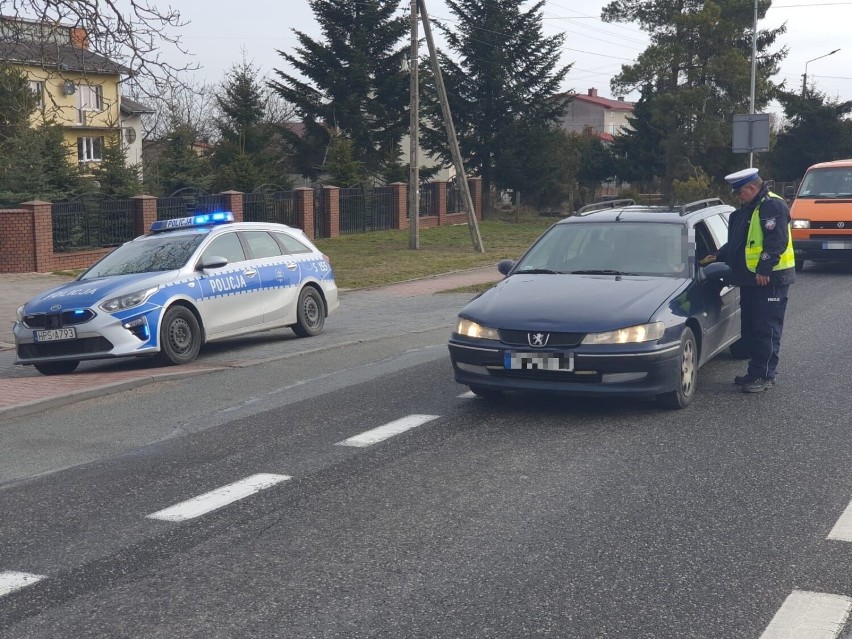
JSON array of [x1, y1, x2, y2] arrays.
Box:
[[197, 255, 229, 270], [698, 261, 731, 284], [497, 259, 515, 276]]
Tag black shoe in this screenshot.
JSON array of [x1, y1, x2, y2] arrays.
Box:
[[734, 374, 776, 386], [741, 377, 774, 393]]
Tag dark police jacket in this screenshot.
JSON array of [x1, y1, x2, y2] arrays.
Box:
[[716, 184, 796, 288]]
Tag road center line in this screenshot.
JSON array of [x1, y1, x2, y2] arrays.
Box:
[[147, 473, 291, 522], [827, 498, 852, 542], [335, 414, 439, 447], [760, 590, 852, 639], [0, 571, 45, 598]]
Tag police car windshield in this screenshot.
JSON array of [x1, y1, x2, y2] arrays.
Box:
[[80, 234, 206, 279], [517, 222, 687, 277]]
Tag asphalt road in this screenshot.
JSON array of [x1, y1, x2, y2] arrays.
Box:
[[2, 263, 852, 637]]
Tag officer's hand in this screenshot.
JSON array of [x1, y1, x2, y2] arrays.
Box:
[[699, 254, 716, 266], [755, 273, 770, 286]]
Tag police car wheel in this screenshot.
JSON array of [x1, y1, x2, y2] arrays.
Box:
[[658, 327, 697, 410], [156, 306, 202, 365], [292, 287, 325, 338], [34, 360, 79, 376]]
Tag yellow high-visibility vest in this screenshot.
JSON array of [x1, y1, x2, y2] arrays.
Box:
[[745, 192, 795, 272]]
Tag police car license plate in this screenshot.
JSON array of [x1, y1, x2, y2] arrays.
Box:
[[823, 241, 852, 249], [505, 352, 574, 372], [34, 328, 76, 342]]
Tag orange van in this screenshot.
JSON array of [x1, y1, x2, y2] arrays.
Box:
[[788, 159, 852, 271]]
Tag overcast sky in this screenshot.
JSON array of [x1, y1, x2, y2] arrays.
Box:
[[170, 0, 851, 108]]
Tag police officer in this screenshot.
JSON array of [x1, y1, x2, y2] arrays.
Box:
[[710, 168, 796, 393]]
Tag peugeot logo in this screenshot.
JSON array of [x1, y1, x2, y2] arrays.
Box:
[[528, 332, 550, 347], [839, 221, 846, 229], [50, 304, 62, 311]]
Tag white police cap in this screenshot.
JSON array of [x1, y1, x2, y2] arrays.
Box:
[[724, 167, 760, 192]]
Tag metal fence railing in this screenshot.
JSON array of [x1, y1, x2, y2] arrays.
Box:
[[339, 186, 367, 234], [419, 182, 436, 217], [243, 189, 297, 226], [52, 194, 135, 253], [446, 182, 460, 214], [156, 189, 227, 221]]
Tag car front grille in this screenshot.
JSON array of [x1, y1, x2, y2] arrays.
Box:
[[499, 330, 585, 348], [17, 337, 113, 360], [23, 309, 96, 329]]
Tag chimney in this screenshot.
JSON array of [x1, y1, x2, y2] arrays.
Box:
[[588, 88, 598, 97], [69, 27, 89, 49], [617, 96, 625, 101]]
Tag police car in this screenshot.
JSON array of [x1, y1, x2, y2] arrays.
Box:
[[14, 212, 339, 375]]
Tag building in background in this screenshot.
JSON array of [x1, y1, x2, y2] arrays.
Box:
[[558, 88, 634, 143]]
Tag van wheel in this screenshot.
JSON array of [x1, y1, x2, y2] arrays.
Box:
[[795, 259, 805, 272], [658, 327, 697, 409]]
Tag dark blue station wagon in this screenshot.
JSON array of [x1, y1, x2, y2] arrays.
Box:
[[448, 199, 744, 409]]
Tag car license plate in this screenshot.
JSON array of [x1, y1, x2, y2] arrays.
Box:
[[823, 241, 852, 249], [34, 328, 77, 342], [505, 352, 574, 372]]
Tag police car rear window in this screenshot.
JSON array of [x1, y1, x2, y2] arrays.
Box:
[[82, 234, 206, 278], [274, 232, 312, 254]]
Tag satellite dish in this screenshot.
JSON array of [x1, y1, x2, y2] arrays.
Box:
[[62, 80, 76, 95], [124, 127, 137, 144]]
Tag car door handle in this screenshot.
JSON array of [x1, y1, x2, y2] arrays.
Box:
[[243, 268, 258, 278], [286, 262, 298, 271]]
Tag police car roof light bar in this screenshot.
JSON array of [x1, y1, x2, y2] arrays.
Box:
[[149, 211, 234, 233]]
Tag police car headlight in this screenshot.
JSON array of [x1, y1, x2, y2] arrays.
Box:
[[100, 287, 159, 313], [454, 318, 499, 340], [791, 219, 810, 229], [582, 321, 665, 345]]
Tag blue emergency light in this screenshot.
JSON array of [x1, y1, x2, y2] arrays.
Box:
[[150, 211, 234, 233]]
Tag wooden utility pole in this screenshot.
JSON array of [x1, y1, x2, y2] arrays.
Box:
[[408, 0, 420, 249], [417, 0, 484, 253]]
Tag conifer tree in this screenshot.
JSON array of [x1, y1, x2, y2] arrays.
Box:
[[269, 0, 408, 182], [419, 0, 570, 215]]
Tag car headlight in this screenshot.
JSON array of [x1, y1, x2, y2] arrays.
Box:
[[582, 321, 665, 345], [454, 317, 500, 340], [791, 219, 810, 229], [16, 305, 24, 322], [99, 287, 159, 313]]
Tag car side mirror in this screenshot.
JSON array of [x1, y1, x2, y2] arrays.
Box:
[[497, 259, 515, 276], [698, 261, 731, 284], [784, 185, 796, 200], [198, 255, 228, 270]]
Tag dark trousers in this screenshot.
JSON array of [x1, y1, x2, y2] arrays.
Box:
[[740, 285, 789, 380]]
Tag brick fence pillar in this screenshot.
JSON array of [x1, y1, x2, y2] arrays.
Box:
[[0, 207, 36, 273], [220, 191, 244, 222], [390, 182, 408, 230], [294, 187, 315, 239], [321, 186, 340, 239], [21, 201, 55, 272], [434, 181, 448, 226], [132, 194, 158, 236], [467, 177, 483, 220]]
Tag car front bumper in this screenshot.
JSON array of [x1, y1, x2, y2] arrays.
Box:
[[448, 338, 682, 398], [794, 238, 852, 262]]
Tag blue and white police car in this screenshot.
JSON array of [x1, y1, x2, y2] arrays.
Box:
[[14, 212, 339, 375]]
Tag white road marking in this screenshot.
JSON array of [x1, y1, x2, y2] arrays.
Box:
[[336, 414, 439, 447], [458, 391, 476, 399], [0, 571, 45, 597], [827, 498, 852, 542], [760, 590, 852, 639], [147, 473, 291, 522]]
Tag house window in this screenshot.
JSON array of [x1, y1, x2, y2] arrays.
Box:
[[77, 84, 103, 123], [29, 80, 43, 107], [77, 136, 104, 163]]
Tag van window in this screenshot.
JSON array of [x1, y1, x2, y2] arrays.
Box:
[[799, 168, 852, 198]]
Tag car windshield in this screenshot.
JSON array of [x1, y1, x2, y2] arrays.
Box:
[[798, 168, 852, 199], [80, 233, 207, 279], [515, 222, 688, 277]]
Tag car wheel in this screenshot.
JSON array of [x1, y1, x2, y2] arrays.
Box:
[[34, 360, 79, 376], [658, 327, 697, 409], [729, 338, 750, 360], [291, 287, 326, 337], [156, 306, 201, 366], [469, 385, 503, 401], [795, 259, 805, 272]]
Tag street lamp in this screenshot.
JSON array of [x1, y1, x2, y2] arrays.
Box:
[[802, 48, 840, 94]]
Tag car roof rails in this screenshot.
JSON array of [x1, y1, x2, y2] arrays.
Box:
[[678, 198, 726, 216], [576, 199, 636, 216]]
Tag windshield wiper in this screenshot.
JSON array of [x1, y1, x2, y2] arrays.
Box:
[[515, 268, 562, 274], [569, 269, 634, 275]]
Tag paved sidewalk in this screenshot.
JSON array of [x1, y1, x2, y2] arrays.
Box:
[[0, 266, 502, 418]]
